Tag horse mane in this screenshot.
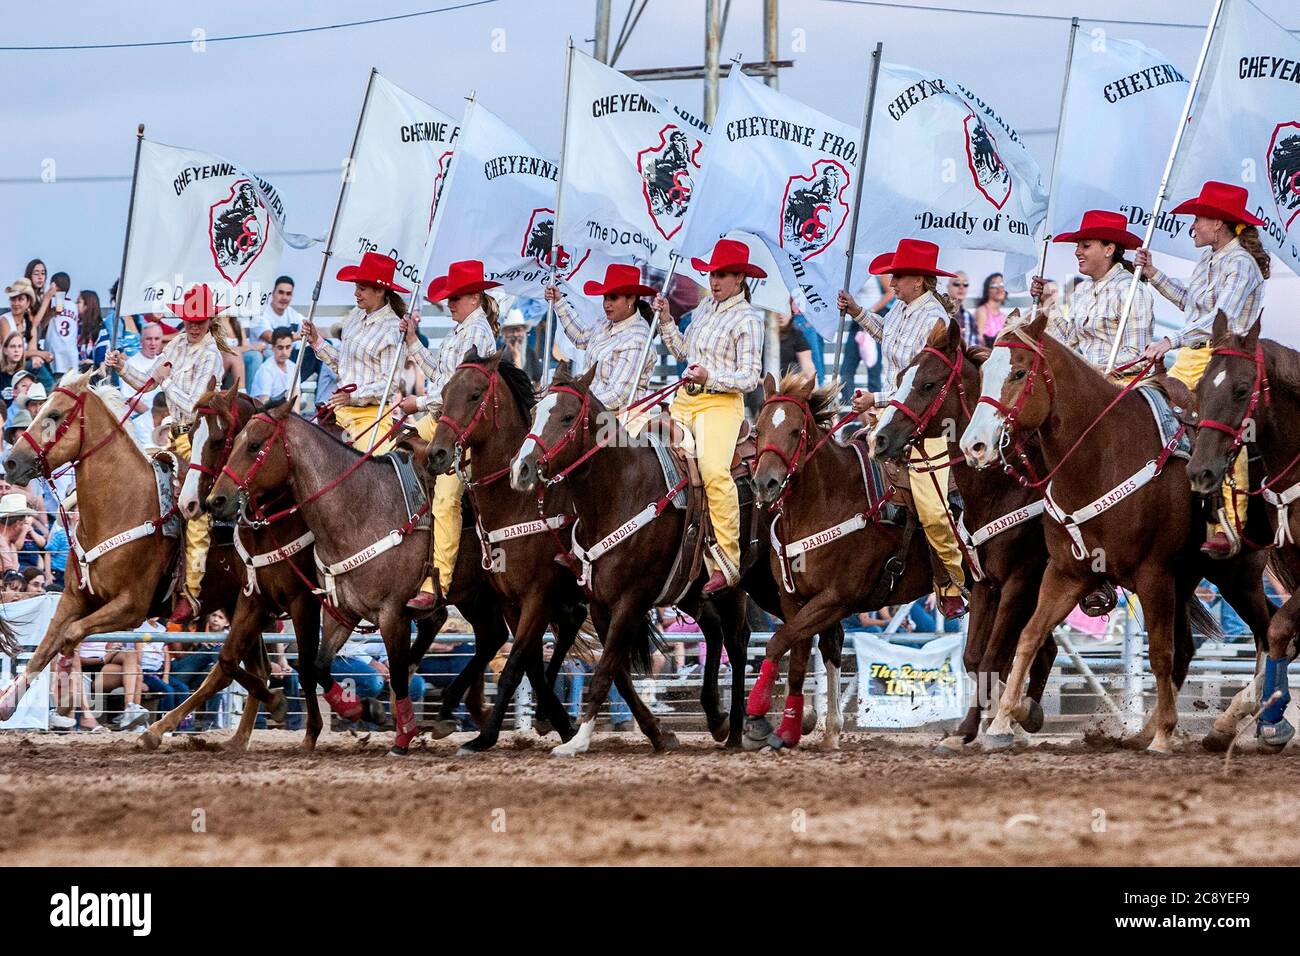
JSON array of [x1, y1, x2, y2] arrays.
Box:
[[463, 354, 538, 418], [58, 369, 131, 423], [775, 371, 840, 430], [1264, 338, 1300, 396]]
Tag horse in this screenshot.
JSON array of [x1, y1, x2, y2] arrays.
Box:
[[205, 397, 506, 755], [509, 365, 758, 756], [1187, 313, 1300, 748], [425, 350, 592, 753], [869, 317, 1057, 749], [960, 311, 1272, 753]]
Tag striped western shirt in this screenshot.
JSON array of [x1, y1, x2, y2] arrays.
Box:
[[118, 332, 223, 426], [314, 304, 402, 405], [658, 292, 762, 394], [1048, 263, 1154, 368], [1151, 238, 1265, 349], [854, 291, 950, 403], [410, 309, 498, 411], [555, 299, 653, 410]]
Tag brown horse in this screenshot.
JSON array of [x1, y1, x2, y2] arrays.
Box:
[[425, 350, 591, 753], [870, 318, 1057, 748], [959, 312, 1272, 752], [0, 370, 190, 721], [1188, 313, 1300, 747], [748, 373, 933, 749]]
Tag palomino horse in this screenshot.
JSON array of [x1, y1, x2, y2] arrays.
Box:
[[749, 373, 934, 750], [869, 318, 1057, 748], [960, 311, 1272, 753], [425, 350, 591, 753], [206, 398, 510, 755], [0, 370, 186, 720], [1187, 313, 1300, 748], [510, 365, 754, 755]]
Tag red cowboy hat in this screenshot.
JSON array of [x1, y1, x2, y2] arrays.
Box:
[[425, 259, 502, 303], [690, 238, 768, 279], [582, 263, 658, 298], [167, 283, 226, 322], [335, 252, 412, 294], [1053, 209, 1142, 249], [869, 238, 956, 278], [1169, 180, 1265, 227]]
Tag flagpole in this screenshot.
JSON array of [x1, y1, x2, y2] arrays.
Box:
[[543, 37, 577, 386], [1105, 0, 1226, 373], [290, 66, 379, 401], [624, 256, 678, 408], [111, 124, 146, 359], [833, 42, 882, 396], [366, 340, 407, 455]]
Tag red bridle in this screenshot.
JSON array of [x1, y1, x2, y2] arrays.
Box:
[[437, 362, 501, 452], [19, 386, 126, 479], [219, 412, 290, 518], [975, 338, 1056, 429], [755, 394, 858, 504], [1199, 343, 1269, 455], [885, 345, 971, 442], [187, 399, 245, 483], [526, 383, 595, 485]]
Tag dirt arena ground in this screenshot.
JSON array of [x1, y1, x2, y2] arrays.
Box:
[[3, 728, 1298, 866]]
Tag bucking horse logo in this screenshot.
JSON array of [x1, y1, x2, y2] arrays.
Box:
[[209, 179, 269, 284], [779, 159, 850, 259], [1268, 122, 1300, 231], [521, 208, 588, 280], [430, 149, 454, 231], [637, 124, 702, 242], [963, 114, 1011, 209]]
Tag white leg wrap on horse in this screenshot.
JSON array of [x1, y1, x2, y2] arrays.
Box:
[[552, 719, 595, 757]]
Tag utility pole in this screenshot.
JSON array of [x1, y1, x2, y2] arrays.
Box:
[[594, 0, 611, 63], [704, 0, 722, 123], [764, 0, 779, 89]]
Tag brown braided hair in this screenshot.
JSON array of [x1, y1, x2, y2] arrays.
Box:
[[479, 293, 500, 336], [1235, 224, 1271, 279], [922, 274, 960, 318]]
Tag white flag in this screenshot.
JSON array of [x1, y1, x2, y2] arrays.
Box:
[[1159, 0, 1300, 277], [1051, 34, 1193, 254], [120, 139, 306, 317], [854, 62, 1049, 290], [332, 72, 460, 290], [428, 99, 610, 331], [678, 68, 862, 337]]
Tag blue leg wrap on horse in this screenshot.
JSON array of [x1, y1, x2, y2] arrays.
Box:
[[1260, 656, 1290, 725]]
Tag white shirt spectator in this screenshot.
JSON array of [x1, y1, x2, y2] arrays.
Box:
[[45, 294, 80, 374], [138, 620, 167, 672], [251, 302, 305, 343], [251, 356, 292, 401]]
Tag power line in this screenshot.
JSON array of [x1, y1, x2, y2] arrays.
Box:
[[0, 0, 502, 52]]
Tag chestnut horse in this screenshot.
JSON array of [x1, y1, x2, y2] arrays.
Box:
[[206, 399, 507, 755], [1188, 313, 1300, 748], [960, 312, 1271, 753], [425, 350, 591, 753]]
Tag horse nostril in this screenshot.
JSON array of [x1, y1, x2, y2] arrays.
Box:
[[210, 495, 226, 513], [970, 441, 986, 456]]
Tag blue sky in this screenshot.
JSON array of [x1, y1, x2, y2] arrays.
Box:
[[2, 0, 1295, 332]]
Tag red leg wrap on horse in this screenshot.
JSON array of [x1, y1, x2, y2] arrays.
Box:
[[323, 681, 363, 722], [746, 659, 780, 717], [776, 695, 804, 747], [393, 696, 419, 749]]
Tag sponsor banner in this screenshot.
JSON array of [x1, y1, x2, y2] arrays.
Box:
[[1050, 33, 1194, 254], [1159, 0, 1300, 276], [120, 140, 310, 317], [0, 593, 61, 730], [332, 73, 460, 292], [851, 632, 965, 728], [678, 67, 862, 338]]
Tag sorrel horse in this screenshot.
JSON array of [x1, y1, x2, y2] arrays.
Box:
[[206, 398, 506, 755], [425, 350, 591, 753], [869, 318, 1056, 748], [1187, 313, 1300, 748], [510, 365, 755, 755], [960, 312, 1271, 753]]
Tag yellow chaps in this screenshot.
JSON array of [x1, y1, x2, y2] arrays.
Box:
[[1170, 346, 1248, 530], [669, 390, 744, 583], [909, 436, 965, 598]]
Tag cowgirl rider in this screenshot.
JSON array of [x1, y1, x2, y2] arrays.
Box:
[[1135, 181, 1270, 557], [107, 283, 228, 627], [542, 262, 657, 417], [838, 238, 968, 619], [403, 260, 501, 613], [652, 238, 764, 594]]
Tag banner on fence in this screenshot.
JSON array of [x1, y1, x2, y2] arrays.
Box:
[[0, 593, 61, 731], [851, 632, 964, 728]]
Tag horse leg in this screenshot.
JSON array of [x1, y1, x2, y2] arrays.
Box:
[[218, 613, 281, 753], [612, 664, 677, 753], [0, 592, 87, 721], [429, 607, 507, 738], [534, 600, 586, 738], [984, 564, 1088, 750], [817, 626, 845, 751], [943, 582, 999, 751], [315, 616, 376, 727], [724, 605, 751, 749], [381, 611, 417, 757], [689, 598, 729, 742], [1256, 591, 1300, 750], [1135, 572, 1179, 755], [458, 599, 553, 754]]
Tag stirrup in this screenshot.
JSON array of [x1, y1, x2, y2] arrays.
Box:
[[1080, 580, 1117, 618]]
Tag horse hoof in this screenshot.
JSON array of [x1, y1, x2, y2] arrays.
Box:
[[1201, 728, 1236, 753], [388, 745, 409, 757], [657, 731, 681, 753], [1257, 718, 1294, 751], [428, 719, 458, 740], [709, 718, 730, 744], [935, 734, 969, 755], [801, 706, 817, 735], [137, 730, 162, 751], [267, 689, 288, 724], [1146, 740, 1173, 757], [1121, 733, 1154, 751], [981, 732, 1015, 752], [742, 716, 773, 751], [533, 717, 554, 737], [218, 737, 250, 754], [456, 736, 493, 755], [1021, 699, 1045, 734]]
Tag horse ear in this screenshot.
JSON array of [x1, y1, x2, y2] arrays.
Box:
[[222, 381, 238, 404], [1211, 309, 1230, 344], [762, 372, 777, 400], [1026, 308, 1049, 340], [554, 359, 573, 382], [270, 396, 294, 419], [925, 317, 948, 348], [465, 345, 481, 364], [579, 363, 598, 387], [947, 316, 963, 352], [1243, 315, 1261, 348]]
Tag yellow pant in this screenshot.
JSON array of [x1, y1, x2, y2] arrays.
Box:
[[172, 431, 211, 603], [1170, 346, 1249, 529], [333, 403, 398, 455], [411, 413, 463, 595], [670, 390, 744, 583], [909, 437, 965, 597]]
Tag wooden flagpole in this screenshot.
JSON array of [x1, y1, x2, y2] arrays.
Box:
[[542, 38, 577, 386], [110, 124, 146, 359]]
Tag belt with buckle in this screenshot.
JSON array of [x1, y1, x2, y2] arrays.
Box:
[[683, 383, 729, 396], [170, 423, 192, 439]]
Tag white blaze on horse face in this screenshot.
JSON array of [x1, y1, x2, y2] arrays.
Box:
[[771, 406, 786, 429], [1213, 369, 1227, 388], [960, 346, 1011, 467], [179, 418, 210, 515], [873, 364, 918, 439], [512, 391, 559, 485]]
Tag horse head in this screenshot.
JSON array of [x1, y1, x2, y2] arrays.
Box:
[[871, 316, 973, 462], [206, 395, 294, 522], [753, 370, 837, 505], [961, 309, 1054, 469], [427, 346, 504, 479], [1187, 312, 1263, 496], [179, 382, 250, 518], [4, 369, 117, 485], [510, 363, 598, 493]]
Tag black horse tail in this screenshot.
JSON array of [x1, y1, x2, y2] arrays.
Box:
[[1269, 549, 1298, 597], [625, 610, 667, 677], [1188, 595, 1224, 648]]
